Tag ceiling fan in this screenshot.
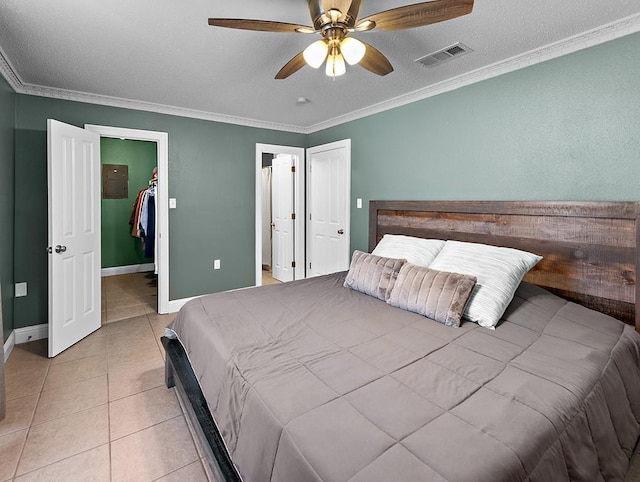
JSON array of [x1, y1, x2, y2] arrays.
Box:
[[208, 0, 474, 79]]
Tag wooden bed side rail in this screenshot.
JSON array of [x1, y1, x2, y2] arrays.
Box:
[[369, 200, 640, 331], [161, 336, 243, 482]]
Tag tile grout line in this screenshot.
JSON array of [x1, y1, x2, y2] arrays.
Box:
[[40, 371, 106, 396], [141, 283, 203, 480], [5, 273, 174, 481], [108, 377, 166, 403], [107, 273, 158, 480], [109, 413, 184, 443], [11, 358, 51, 480], [107, 369, 113, 481], [12, 443, 111, 481], [105, 291, 113, 481], [148, 457, 204, 482], [29, 388, 109, 428]]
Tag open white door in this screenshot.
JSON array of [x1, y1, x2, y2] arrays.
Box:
[[307, 140, 351, 277], [255, 144, 305, 286], [271, 154, 295, 282], [47, 119, 101, 357]]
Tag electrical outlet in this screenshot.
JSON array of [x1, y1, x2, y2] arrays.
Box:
[[214, 259, 221, 270], [15, 282, 27, 297]]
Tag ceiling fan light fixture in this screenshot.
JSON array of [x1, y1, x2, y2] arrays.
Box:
[[325, 51, 346, 77], [340, 37, 366, 65], [303, 40, 329, 68], [208, 0, 475, 79]]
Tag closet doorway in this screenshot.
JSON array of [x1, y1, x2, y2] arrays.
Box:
[[255, 144, 305, 286], [100, 138, 156, 273], [85, 125, 170, 313]]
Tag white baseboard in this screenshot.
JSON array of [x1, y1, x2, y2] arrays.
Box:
[[162, 284, 258, 314], [15, 324, 48, 344], [4, 330, 15, 362], [3, 297, 206, 357], [165, 296, 199, 314], [101, 263, 155, 277]]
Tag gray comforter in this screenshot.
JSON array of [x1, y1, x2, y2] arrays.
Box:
[[169, 272, 640, 481]]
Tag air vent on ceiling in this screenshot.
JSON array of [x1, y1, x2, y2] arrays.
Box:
[[415, 42, 473, 68]]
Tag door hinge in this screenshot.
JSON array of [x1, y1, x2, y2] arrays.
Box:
[[291, 213, 296, 220], [309, 213, 312, 221], [309, 262, 311, 269], [291, 261, 296, 268], [291, 166, 296, 173]]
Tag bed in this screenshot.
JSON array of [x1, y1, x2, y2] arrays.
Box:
[[162, 200, 640, 481]]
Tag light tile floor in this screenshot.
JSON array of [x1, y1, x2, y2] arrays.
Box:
[[261, 267, 281, 286], [0, 273, 210, 482]]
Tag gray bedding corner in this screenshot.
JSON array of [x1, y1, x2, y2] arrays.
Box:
[[169, 272, 640, 482]]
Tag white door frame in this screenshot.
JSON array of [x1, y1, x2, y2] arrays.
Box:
[[255, 144, 305, 286], [306, 139, 351, 276], [85, 124, 170, 314]]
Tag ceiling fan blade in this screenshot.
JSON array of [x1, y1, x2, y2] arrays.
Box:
[[322, 0, 351, 14], [308, 0, 324, 25], [344, 0, 362, 27], [275, 52, 307, 79], [358, 41, 394, 76], [357, 0, 473, 31], [208, 18, 314, 34], [309, 0, 352, 29]]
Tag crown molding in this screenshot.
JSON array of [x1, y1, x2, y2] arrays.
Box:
[[0, 45, 23, 92], [305, 12, 640, 133], [23, 84, 308, 133], [0, 48, 306, 134], [1, 13, 639, 136]]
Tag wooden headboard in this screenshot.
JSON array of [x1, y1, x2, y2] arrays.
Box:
[[369, 201, 640, 330]]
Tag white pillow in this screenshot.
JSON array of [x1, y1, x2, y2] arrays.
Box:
[[429, 241, 542, 329], [372, 235, 445, 267]]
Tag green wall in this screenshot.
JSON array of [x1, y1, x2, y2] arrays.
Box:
[[308, 32, 640, 253], [101, 138, 157, 269], [13, 98, 305, 330], [7, 31, 640, 333], [0, 76, 14, 342]]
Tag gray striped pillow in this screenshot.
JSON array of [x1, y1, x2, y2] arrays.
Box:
[[388, 264, 477, 327], [429, 241, 542, 329], [344, 250, 406, 302]]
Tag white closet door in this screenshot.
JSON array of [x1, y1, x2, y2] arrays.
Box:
[[47, 119, 101, 357], [307, 140, 351, 277]]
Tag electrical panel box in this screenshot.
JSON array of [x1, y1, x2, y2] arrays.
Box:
[[102, 164, 129, 199]]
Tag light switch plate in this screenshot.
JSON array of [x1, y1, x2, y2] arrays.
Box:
[[169, 198, 177, 209], [357, 198, 363, 209], [15, 282, 27, 297]]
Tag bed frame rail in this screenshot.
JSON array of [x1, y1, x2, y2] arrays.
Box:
[[161, 336, 242, 482]]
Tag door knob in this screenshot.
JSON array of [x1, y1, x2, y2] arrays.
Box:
[[338, 229, 344, 235], [271, 222, 276, 227], [55, 245, 67, 254]]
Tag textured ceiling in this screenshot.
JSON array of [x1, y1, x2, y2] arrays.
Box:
[[0, 0, 639, 131]]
